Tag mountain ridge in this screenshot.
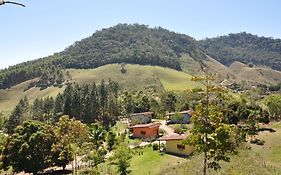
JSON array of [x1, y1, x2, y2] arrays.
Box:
[[1, 24, 281, 89]]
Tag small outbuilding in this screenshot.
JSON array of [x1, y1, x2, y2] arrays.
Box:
[[130, 122, 161, 139], [129, 112, 153, 125], [159, 133, 194, 157]]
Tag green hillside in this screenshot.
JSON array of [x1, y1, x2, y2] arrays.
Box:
[[1, 25, 281, 90], [200, 32, 281, 71], [0, 24, 204, 89], [0, 64, 202, 115]]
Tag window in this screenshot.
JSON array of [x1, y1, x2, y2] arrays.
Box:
[[177, 144, 185, 149], [140, 131, 146, 135]]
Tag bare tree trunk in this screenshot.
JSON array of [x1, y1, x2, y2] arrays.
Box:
[[203, 151, 207, 175]]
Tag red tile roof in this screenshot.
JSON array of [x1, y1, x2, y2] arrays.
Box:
[[159, 133, 187, 141], [130, 122, 161, 128]]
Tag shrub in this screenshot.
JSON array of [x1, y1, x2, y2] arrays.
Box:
[[152, 143, 159, 150], [174, 124, 187, 134]]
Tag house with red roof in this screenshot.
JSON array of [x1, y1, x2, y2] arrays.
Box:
[[130, 122, 161, 139]]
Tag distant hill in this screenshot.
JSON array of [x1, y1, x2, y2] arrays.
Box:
[[199, 32, 281, 71], [1, 24, 281, 90]]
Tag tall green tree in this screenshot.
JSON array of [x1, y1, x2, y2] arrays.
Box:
[[89, 123, 106, 149], [90, 83, 100, 122], [264, 94, 281, 120], [55, 115, 89, 173], [63, 84, 73, 116], [186, 70, 241, 174], [114, 143, 132, 175], [5, 97, 30, 134], [161, 91, 177, 112], [107, 130, 116, 151]]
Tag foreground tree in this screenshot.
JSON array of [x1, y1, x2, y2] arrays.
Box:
[[1, 121, 55, 174], [186, 70, 241, 175], [55, 115, 89, 172], [89, 123, 106, 149], [264, 94, 281, 120], [107, 130, 116, 151], [114, 143, 132, 175]]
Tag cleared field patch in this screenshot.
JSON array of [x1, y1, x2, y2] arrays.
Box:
[[69, 64, 202, 91], [130, 146, 187, 175]]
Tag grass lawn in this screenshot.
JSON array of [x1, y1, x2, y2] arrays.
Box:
[[161, 122, 281, 175], [250, 122, 281, 167], [130, 147, 187, 175]]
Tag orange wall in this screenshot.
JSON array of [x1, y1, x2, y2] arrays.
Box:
[[132, 127, 159, 138]]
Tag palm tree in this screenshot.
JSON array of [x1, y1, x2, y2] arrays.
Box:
[[0, 0, 25, 7]]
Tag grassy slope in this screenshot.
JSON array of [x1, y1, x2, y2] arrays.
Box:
[[130, 147, 187, 175], [0, 79, 65, 115], [161, 122, 281, 175], [229, 61, 281, 85], [69, 64, 202, 91], [0, 64, 202, 115]]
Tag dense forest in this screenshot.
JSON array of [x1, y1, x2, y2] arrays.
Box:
[[1, 24, 281, 89], [200, 32, 281, 70]]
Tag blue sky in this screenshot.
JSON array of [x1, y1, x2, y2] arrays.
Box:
[[0, 0, 280, 69]]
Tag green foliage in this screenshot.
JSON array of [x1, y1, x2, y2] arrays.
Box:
[[55, 115, 89, 146], [0, 24, 205, 90], [186, 71, 242, 173], [82, 149, 105, 167], [5, 97, 30, 134], [114, 143, 132, 175], [107, 130, 117, 151], [51, 143, 74, 170], [122, 91, 152, 114], [52, 115, 89, 169], [264, 94, 281, 120], [174, 124, 187, 134], [161, 91, 177, 112], [61, 24, 204, 71], [1, 120, 56, 174], [152, 143, 159, 150], [200, 32, 281, 71], [0, 54, 61, 89], [172, 112, 184, 122], [89, 123, 106, 149]]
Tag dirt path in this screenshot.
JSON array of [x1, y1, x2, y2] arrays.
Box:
[[159, 120, 175, 134]]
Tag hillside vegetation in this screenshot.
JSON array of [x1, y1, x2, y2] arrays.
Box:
[[0, 24, 204, 89], [0, 64, 202, 115], [2, 24, 281, 90], [200, 32, 281, 71]]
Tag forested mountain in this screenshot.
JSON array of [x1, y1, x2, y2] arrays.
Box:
[[199, 32, 281, 70], [0, 24, 204, 89], [1, 24, 281, 90], [58, 24, 205, 70]]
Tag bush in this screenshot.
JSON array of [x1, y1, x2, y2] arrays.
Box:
[[152, 143, 159, 150], [174, 124, 187, 134], [79, 168, 100, 175], [159, 129, 166, 136]]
